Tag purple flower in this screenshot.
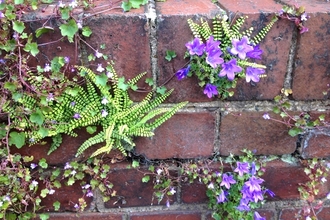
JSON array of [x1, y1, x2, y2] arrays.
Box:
[[206, 36, 221, 53], [234, 162, 249, 176], [265, 189, 275, 197], [245, 67, 265, 83], [219, 59, 242, 81], [64, 57, 70, 63], [86, 190, 93, 197], [246, 45, 263, 60], [176, 65, 190, 80], [220, 173, 236, 189], [299, 26, 308, 34], [262, 113, 270, 120], [251, 190, 264, 202], [166, 200, 170, 208], [185, 38, 205, 56], [216, 190, 226, 203], [230, 36, 254, 60], [203, 83, 218, 98], [206, 49, 224, 68], [73, 113, 80, 119], [254, 211, 266, 220], [241, 184, 253, 200], [251, 162, 256, 176], [30, 163, 37, 169], [237, 198, 250, 211], [245, 176, 264, 192]]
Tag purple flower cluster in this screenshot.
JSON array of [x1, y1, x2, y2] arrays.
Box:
[[176, 34, 267, 98]]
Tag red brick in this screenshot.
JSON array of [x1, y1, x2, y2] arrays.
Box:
[[219, 112, 297, 156], [104, 162, 177, 208], [38, 181, 93, 212], [300, 111, 330, 158], [283, 0, 330, 100], [84, 2, 151, 101], [301, 131, 330, 159], [279, 206, 330, 220], [219, 0, 294, 101], [130, 211, 202, 220], [39, 212, 123, 220], [262, 160, 329, 200], [181, 180, 208, 204], [205, 209, 275, 220], [135, 112, 216, 159], [156, 0, 220, 103]]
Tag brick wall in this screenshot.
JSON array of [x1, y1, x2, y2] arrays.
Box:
[[13, 0, 330, 219]]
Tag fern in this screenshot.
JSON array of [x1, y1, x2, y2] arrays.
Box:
[[2, 64, 187, 158]]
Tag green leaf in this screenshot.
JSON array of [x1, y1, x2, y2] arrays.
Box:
[[14, 0, 24, 4], [53, 201, 60, 211], [130, 84, 138, 91], [145, 77, 154, 86], [40, 188, 49, 198], [30, 109, 45, 126], [156, 86, 167, 95], [142, 175, 150, 183], [132, 160, 139, 168], [24, 42, 39, 56], [288, 127, 303, 137], [86, 126, 97, 134], [9, 131, 25, 148], [13, 21, 25, 33], [41, 0, 54, 3], [118, 77, 129, 91], [95, 73, 108, 86], [35, 26, 54, 38], [59, 7, 70, 20], [130, 0, 147, 8], [165, 50, 177, 61], [67, 177, 75, 185], [4, 82, 17, 92], [59, 19, 78, 43], [39, 158, 48, 169], [38, 127, 49, 138], [121, 1, 132, 11], [82, 26, 92, 37]]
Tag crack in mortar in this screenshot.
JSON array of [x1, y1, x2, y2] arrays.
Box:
[[283, 26, 298, 90], [145, 0, 158, 90]]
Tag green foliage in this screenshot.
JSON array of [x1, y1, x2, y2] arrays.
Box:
[[165, 50, 177, 61], [2, 65, 187, 157]]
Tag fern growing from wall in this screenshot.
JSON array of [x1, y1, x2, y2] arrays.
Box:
[[2, 65, 187, 157]]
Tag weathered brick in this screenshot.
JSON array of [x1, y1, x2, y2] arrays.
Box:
[[130, 211, 202, 220], [219, 0, 294, 101], [262, 160, 329, 200], [104, 162, 176, 208], [279, 206, 330, 220], [300, 112, 330, 158], [219, 112, 297, 156], [83, 1, 151, 101], [156, 0, 220, 103], [38, 181, 93, 212], [181, 180, 208, 204], [285, 0, 330, 100], [11, 128, 122, 166], [41, 212, 123, 220], [205, 209, 275, 220], [135, 112, 216, 159]]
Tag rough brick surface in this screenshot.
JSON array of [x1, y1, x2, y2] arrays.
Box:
[[218, 0, 294, 101], [181, 180, 208, 204], [104, 162, 176, 208], [135, 112, 216, 159], [156, 0, 221, 103], [285, 0, 330, 100], [39, 181, 93, 212], [130, 211, 202, 220], [44, 213, 123, 220], [279, 206, 330, 220], [219, 112, 297, 156]]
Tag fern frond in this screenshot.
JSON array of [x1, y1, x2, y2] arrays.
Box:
[[251, 16, 278, 45], [76, 131, 105, 157], [90, 140, 114, 158], [47, 134, 63, 155], [237, 60, 267, 69], [146, 101, 188, 130], [187, 19, 203, 41]]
